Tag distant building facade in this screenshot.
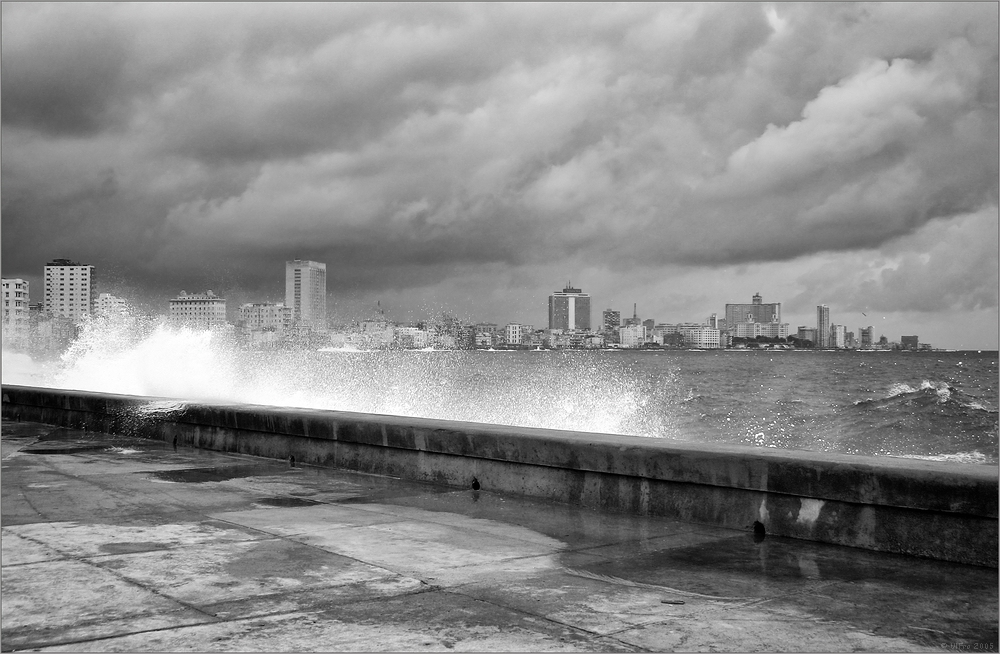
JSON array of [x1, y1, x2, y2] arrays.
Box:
[[901, 335, 919, 351], [548, 284, 591, 331], [504, 323, 523, 346], [602, 309, 620, 331], [44, 259, 96, 320], [859, 326, 874, 348], [96, 293, 129, 316], [683, 326, 722, 349], [725, 293, 781, 326], [2, 279, 30, 332], [831, 324, 847, 349], [732, 322, 789, 339], [169, 290, 227, 328], [286, 260, 327, 332], [618, 324, 646, 348], [239, 302, 291, 333]]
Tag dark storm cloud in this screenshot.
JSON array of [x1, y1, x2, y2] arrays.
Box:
[[2, 2, 997, 323], [1, 4, 131, 135]]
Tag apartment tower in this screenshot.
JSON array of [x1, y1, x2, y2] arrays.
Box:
[[548, 283, 591, 331], [44, 259, 96, 320], [816, 305, 831, 348], [285, 260, 327, 332]]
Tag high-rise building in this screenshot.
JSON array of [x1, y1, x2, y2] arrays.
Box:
[[831, 324, 846, 349], [169, 290, 227, 328], [816, 305, 830, 348], [602, 309, 620, 331], [44, 259, 96, 320], [901, 335, 919, 351], [285, 260, 327, 332], [860, 326, 874, 347], [2, 278, 30, 330], [548, 283, 591, 331], [725, 293, 781, 326]]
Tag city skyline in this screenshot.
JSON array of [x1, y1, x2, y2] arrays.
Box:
[[2, 3, 997, 350], [2, 258, 945, 349]]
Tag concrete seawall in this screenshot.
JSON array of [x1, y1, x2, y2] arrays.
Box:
[[3, 384, 996, 567]]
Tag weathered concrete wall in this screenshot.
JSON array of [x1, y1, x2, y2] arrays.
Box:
[[3, 384, 996, 567]]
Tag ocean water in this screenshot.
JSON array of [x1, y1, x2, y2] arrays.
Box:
[[3, 317, 997, 465]]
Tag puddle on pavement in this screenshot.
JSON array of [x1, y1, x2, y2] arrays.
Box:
[[254, 497, 323, 507], [37, 428, 96, 442], [22, 427, 154, 455], [99, 541, 173, 555], [22, 442, 111, 455], [145, 465, 276, 484]]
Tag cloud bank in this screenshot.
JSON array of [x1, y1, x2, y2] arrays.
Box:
[[2, 3, 997, 345]]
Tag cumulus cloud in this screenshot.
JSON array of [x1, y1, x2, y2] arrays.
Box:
[[790, 208, 999, 314], [1, 3, 996, 344]]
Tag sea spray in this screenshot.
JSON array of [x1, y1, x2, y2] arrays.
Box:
[[2, 315, 680, 438], [2, 315, 996, 463]]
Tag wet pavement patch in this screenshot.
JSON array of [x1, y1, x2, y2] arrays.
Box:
[[21, 442, 110, 454], [144, 465, 276, 484], [99, 541, 173, 555], [20, 427, 147, 455], [254, 497, 323, 508]]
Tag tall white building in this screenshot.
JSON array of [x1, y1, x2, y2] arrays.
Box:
[[44, 259, 96, 320], [169, 290, 227, 328], [816, 305, 831, 348], [285, 260, 327, 332], [2, 278, 30, 331]]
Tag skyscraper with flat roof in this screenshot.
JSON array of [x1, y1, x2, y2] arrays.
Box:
[[548, 284, 590, 331], [816, 305, 830, 348], [285, 260, 327, 332]]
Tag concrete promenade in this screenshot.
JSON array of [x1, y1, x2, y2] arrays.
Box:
[[2, 420, 997, 652], [4, 385, 996, 567]]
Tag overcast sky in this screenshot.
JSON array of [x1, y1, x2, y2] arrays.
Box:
[[2, 2, 997, 348]]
